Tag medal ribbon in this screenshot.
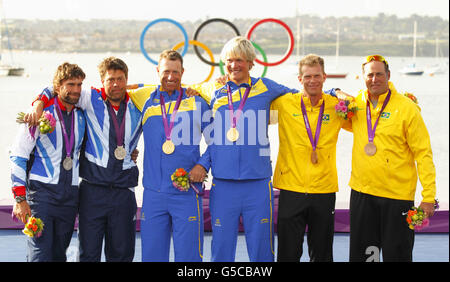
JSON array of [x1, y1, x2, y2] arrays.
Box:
[[107, 99, 128, 147], [366, 90, 391, 143], [227, 84, 251, 129], [54, 97, 75, 159], [300, 97, 324, 152], [160, 88, 184, 141], [190, 182, 205, 196]]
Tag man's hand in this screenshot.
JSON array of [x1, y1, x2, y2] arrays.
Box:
[[131, 149, 139, 164], [189, 164, 207, 183], [336, 90, 354, 101], [419, 201, 435, 218], [126, 84, 140, 90], [215, 75, 229, 85], [24, 100, 45, 127], [186, 87, 200, 97], [13, 201, 31, 224]]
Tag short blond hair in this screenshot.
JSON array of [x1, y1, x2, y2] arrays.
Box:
[[298, 54, 325, 75], [220, 36, 256, 62], [159, 49, 183, 67]]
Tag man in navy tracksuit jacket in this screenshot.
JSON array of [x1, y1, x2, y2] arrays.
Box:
[[33, 57, 141, 261], [10, 63, 86, 261]]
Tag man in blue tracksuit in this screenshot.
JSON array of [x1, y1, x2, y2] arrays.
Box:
[[10, 63, 86, 261], [31, 57, 142, 261], [205, 37, 299, 262], [139, 50, 211, 261]]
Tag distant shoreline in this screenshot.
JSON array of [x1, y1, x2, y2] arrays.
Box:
[[4, 49, 450, 59]]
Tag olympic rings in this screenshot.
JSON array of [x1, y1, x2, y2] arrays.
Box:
[[246, 18, 294, 67], [139, 17, 295, 79], [172, 40, 216, 84], [219, 41, 268, 78], [140, 18, 189, 65], [193, 18, 241, 67]]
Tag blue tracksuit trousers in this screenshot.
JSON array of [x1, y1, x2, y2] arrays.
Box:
[[27, 202, 77, 262], [209, 177, 275, 262], [140, 188, 204, 262]]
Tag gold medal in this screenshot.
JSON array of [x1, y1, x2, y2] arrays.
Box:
[[114, 146, 127, 160], [226, 127, 239, 142], [311, 151, 318, 164], [162, 140, 175, 154], [62, 156, 73, 170], [364, 142, 377, 156]]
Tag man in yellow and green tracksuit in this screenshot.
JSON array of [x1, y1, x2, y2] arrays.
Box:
[[271, 54, 351, 261], [348, 55, 437, 262]]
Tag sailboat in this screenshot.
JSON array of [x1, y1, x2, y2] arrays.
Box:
[[0, 0, 24, 76], [399, 21, 424, 76], [424, 37, 448, 75], [326, 21, 347, 79]]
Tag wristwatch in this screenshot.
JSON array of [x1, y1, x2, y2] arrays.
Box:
[[15, 195, 26, 203]]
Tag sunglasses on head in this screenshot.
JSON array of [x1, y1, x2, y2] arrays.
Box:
[[365, 55, 389, 67]]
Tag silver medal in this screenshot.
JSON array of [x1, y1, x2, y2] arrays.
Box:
[[114, 146, 127, 160], [62, 156, 73, 170]]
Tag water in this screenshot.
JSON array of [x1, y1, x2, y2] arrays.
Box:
[[0, 51, 448, 209]]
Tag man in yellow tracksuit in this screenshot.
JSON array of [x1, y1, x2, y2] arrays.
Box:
[[349, 55, 436, 262], [271, 54, 351, 261]]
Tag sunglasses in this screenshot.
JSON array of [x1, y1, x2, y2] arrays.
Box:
[[365, 55, 389, 67]]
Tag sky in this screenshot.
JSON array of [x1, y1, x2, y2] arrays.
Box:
[[2, 0, 449, 21]]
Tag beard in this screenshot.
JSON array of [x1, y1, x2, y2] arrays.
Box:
[[60, 92, 80, 105], [105, 88, 126, 103]]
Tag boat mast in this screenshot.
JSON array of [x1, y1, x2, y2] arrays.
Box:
[[0, 0, 3, 62], [295, 0, 300, 61], [413, 20, 417, 64], [335, 20, 340, 69]]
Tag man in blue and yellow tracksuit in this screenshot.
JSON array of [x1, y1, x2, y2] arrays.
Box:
[[204, 37, 300, 262], [131, 50, 212, 261]]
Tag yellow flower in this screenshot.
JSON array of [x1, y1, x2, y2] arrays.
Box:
[[23, 229, 34, 237]]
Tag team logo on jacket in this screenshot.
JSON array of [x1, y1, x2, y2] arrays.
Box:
[[188, 216, 197, 222], [381, 112, 390, 119], [214, 218, 221, 227], [260, 218, 269, 224], [181, 100, 190, 108]]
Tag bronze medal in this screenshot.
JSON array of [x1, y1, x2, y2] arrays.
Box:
[[162, 140, 175, 154], [62, 156, 73, 170], [114, 146, 127, 160], [364, 142, 377, 156], [226, 127, 239, 142], [311, 151, 318, 164]]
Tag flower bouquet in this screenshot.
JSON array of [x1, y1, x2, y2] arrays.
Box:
[[406, 207, 429, 231], [171, 168, 205, 195], [22, 216, 44, 238], [335, 100, 357, 120], [171, 168, 190, 192], [403, 92, 418, 104], [17, 110, 56, 138]]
